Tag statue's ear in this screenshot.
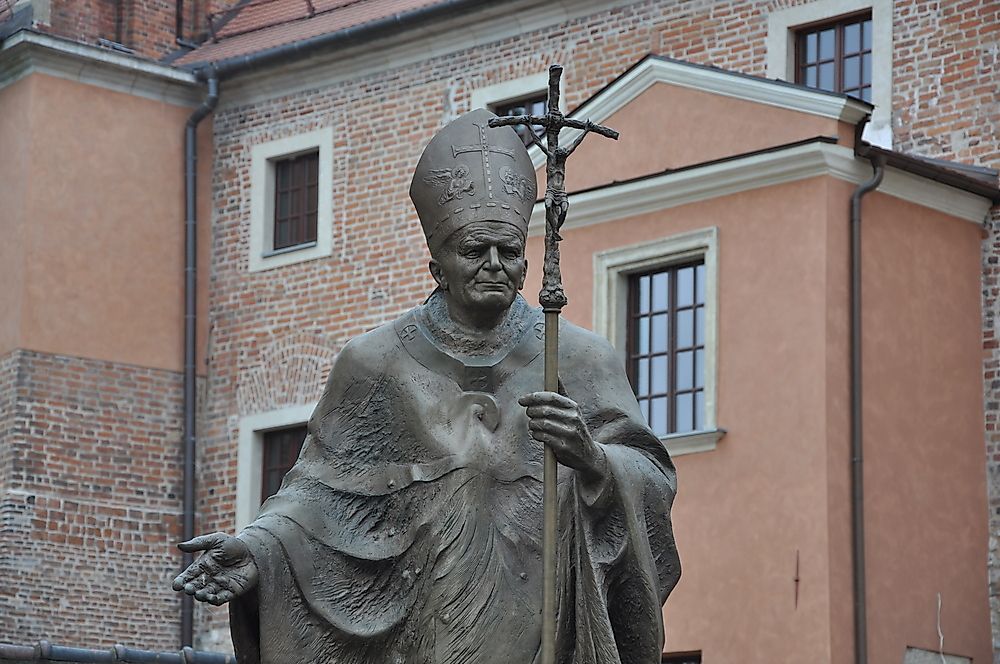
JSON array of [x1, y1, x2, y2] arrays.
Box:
[[429, 259, 448, 291], [519, 258, 528, 290]]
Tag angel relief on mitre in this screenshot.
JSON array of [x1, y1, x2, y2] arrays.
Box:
[[424, 164, 475, 205], [499, 165, 534, 203]]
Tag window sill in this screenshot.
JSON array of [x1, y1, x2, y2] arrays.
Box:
[[660, 428, 726, 456], [250, 241, 329, 273], [262, 240, 317, 258]]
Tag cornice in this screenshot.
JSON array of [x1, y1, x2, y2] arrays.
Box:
[[528, 57, 872, 170], [0, 30, 201, 106], [527, 142, 993, 235]]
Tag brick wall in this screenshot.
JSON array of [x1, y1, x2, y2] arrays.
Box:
[[984, 208, 1000, 655], [892, 0, 1000, 166], [44, 0, 119, 49], [0, 350, 185, 648], [39, 0, 216, 59]]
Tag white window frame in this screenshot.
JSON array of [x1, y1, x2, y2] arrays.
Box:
[[470, 71, 561, 114], [765, 0, 892, 148], [248, 127, 333, 272], [593, 227, 724, 456], [235, 403, 316, 530]]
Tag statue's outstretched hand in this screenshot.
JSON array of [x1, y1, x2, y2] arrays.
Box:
[[520, 391, 608, 484], [172, 532, 258, 606]]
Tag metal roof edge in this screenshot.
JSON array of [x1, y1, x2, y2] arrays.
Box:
[[858, 143, 1000, 204]]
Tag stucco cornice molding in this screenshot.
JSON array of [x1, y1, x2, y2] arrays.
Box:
[[217, 0, 612, 108], [527, 142, 993, 235], [527, 57, 872, 170], [0, 30, 200, 105]]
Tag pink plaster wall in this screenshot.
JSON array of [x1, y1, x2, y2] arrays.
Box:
[[524, 173, 992, 661], [860, 190, 991, 664], [0, 76, 31, 357], [1, 73, 212, 373], [527, 177, 839, 660]]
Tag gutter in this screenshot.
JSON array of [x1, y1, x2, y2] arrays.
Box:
[[184, 0, 491, 78], [181, 72, 219, 648], [849, 116, 886, 664], [860, 143, 1000, 204]]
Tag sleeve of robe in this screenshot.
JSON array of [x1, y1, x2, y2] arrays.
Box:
[[228, 330, 446, 664], [554, 326, 681, 664]]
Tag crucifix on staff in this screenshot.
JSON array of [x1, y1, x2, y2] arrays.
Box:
[[490, 64, 620, 664]]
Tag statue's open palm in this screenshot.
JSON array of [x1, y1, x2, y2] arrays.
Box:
[[172, 532, 258, 606]]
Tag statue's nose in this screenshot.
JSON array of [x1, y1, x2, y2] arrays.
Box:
[[485, 246, 502, 270]]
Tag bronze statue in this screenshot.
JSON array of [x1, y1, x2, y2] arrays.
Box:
[[174, 90, 680, 663]]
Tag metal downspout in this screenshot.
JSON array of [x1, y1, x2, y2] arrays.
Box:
[[181, 73, 219, 648], [175, 0, 184, 42], [850, 117, 885, 664]]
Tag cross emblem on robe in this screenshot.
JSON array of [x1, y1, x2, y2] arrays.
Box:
[[452, 122, 515, 200]]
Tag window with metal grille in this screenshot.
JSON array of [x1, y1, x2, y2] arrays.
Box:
[[273, 151, 319, 251], [627, 262, 706, 437], [662, 652, 702, 664], [261, 425, 307, 501], [490, 93, 547, 146], [795, 12, 872, 102]]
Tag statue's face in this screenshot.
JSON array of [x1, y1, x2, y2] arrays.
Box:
[[431, 221, 527, 318]]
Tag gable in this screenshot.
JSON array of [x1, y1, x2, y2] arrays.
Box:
[[532, 56, 870, 194]]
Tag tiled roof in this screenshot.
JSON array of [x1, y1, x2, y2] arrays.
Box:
[[174, 0, 445, 67]]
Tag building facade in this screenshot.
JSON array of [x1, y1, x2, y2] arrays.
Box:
[[1, 0, 999, 662]]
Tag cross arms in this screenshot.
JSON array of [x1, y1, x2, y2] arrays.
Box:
[[489, 115, 620, 157]]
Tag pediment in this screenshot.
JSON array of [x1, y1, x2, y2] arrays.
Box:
[[533, 56, 871, 194]]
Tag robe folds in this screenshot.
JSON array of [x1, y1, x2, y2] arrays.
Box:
[[230, 295, 681, 664]]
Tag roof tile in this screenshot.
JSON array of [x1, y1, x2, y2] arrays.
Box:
[[176, 0, 443, 66]]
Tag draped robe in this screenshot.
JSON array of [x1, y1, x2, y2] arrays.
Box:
[[229, 295, 681, 663]]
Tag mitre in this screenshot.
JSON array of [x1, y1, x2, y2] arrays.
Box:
[[410, 108, 537, 253]]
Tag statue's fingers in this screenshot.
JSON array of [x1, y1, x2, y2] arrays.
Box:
[[529, 419, 576, 438], [178, 532, 229, 553], [172, 562, 207, 591], [216, 573, 247, 595], [195, 582, 219, 602], [519, 391, 576, 409], [183, 570, 211, 595], [531, 430, 570, 453], [209, 589, 234, 606], [525, 405, 576, 422]]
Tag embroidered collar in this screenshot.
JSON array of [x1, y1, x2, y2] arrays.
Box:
[[396, 294, 543, 393]]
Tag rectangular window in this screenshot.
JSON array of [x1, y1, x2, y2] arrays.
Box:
[[490, 93, 547, 146], [662, 652, 702, 664], [795, 12, 872, 101], [627, 262, 707, 437], [261, 425, 307, 501], [273, 151, 319, 251]]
